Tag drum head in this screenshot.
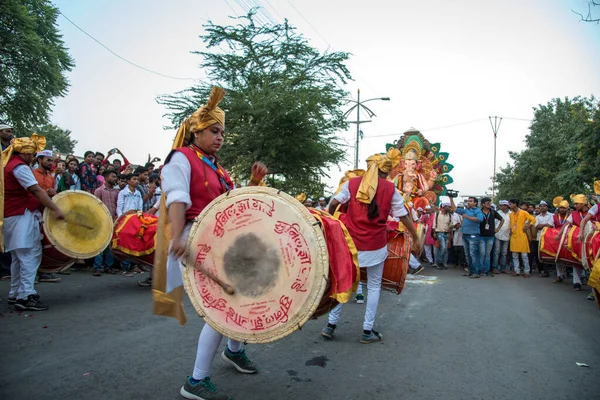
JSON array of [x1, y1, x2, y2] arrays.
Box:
[[183, 187, 329, 344], [43, 190, 113, 259]]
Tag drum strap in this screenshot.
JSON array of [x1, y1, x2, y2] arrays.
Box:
[[189, 145, 231, 191]]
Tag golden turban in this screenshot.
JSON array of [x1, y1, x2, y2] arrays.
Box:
[[594, 180, 600, 195], [172, 86, 226, 149], [356, 154, 393, 204], [1, 134, 46, 167], [559, 200, 570, 208], [570, 194, 588, 205], [552, 196, 564, 208], [386, 148, 402, 168]]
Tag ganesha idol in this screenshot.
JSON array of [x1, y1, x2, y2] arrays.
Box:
[[387, 128, 454, 207]]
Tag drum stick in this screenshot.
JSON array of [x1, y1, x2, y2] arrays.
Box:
[[62, 217, 94, 230], [555, 227, 569, 264], [194, 262, 235, 295]]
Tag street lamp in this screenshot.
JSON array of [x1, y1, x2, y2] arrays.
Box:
[[343, 89, 391, 169], [489, 116, 502, 203]]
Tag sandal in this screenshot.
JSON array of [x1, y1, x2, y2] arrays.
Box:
[[93, 271, 101, 277]]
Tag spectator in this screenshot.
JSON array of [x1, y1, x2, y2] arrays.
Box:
[[449, 204, 465, 268], [103, 148, 130, 173], [432, 202, 452, 270], [304, 198, 313, 207], [508, 199, 536, 277], [57, 159, 81, 192], [317, 197, 327, 211], [33, 150, 56, 198], [116, 173, 144, 277], [117, 174, 127, 190], [53, 160, 67, 191], [148, 173, 161, 207], [94, 152, 105, 172], [492, 200, 511, 274], [479, 197, 504, 277], [533, 200, 553, 277], [80, 151, 98, 193], [145, 162, 155, 174], [0, 123, 14, 151], [123, 164, 134, 175], [422, 205, 435, 264], [451, 196, 484, 278], [93, 170, 120, 277], [134, 166, 154, 212], [96, 164, 106, 187]]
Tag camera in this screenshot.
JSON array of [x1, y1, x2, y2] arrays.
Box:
[[446, 189, 459, 198]]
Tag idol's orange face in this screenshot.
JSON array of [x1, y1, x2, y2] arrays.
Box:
[[404, 159, 417, 172], [194, 123, 224, 156]]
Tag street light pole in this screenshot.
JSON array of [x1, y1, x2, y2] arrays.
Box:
[[344, 89, 391, 169], [489, 116, 502, 203]]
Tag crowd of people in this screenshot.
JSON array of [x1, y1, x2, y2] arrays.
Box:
[[400, 193, 599, 301]]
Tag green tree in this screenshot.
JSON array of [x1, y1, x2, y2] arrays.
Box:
[[158, 10, 351, 193], [495, 97, 598, 202], [0, 0, 75, 134], [33, 123, 77, 154]]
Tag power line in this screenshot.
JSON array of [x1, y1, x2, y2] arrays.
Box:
[[59, 11, 201, 82], [223, 0, 239, 16], [363, 118, 489, 138]]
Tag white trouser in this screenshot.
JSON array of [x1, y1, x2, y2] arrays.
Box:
[[424, 245, 434, 263], [9, 244, 42, 300], [512, 252, 529, 274], [193, 324, 243, 380], [328, 261, 384, 331], [409, 254, 421, 268], [573, 267, 582, 285], [356, 282, 363, 295]]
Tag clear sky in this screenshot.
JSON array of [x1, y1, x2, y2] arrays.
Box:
[[51, 0, 600, 195]]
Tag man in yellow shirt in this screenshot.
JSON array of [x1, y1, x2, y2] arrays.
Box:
[[509, 199, 536, 277]]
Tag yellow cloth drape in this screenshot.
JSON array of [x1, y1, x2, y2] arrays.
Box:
[[0, 134, 46, 251], [356, 154, 393, 204], [509, 210, 536, 253], [152, 86, 226, 326]]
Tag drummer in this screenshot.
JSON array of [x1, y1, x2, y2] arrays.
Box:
[[321, 153, 420, 344], [2, 134, 65, 311], [155, 87, 267, 400]]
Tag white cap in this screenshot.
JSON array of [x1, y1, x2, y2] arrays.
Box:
[[319, 197, 325, 201], [539, 200, 548, 206], [441, 202, 450, 207], [37, 150, 53, 158], [0, 124, 13, 130], [425, 205, 432, 210], [306, 198, 313, 202], [417, 207, 424, 212], [499, 200, 509, 205]]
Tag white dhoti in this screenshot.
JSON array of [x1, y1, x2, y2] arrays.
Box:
[[3, 209, 43, 300]]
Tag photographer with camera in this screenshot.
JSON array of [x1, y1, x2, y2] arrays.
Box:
[[450, 195, 485, 278]]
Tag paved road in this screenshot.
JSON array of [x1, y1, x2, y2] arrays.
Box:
[[1, 267, 599, 400]]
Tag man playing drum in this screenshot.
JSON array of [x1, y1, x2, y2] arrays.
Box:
[[321, 154, 420, 343], [2, 134, 65, 311], [154, 87, 267, 400]]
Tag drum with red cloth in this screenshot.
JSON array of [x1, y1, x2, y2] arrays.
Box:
[[539, 226, 583, 267], [40, 190, 113, 273], [183, 187, 335, 344], [111, 211, 158, 267]]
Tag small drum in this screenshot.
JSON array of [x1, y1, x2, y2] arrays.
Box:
[[386, 220, 425, 256], [183, 187, 329, 344], [41, 190, 113, 273], [112, 211, 158, 267], [360, 229, 412, 294]]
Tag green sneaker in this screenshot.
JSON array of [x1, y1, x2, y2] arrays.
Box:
[[360, 330, 383, 344], [221, 348, 258, 374], [355, 293, 365, 304], [180, 376, 231, 400]]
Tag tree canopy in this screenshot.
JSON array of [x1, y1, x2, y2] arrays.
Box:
[[33, 123, 77, 154], [0, 0, 75, 134], [495, 97, 599, 203], [158, 10, 352, 196]]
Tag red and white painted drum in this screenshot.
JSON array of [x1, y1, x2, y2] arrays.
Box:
[[183, 187, 329, 344]]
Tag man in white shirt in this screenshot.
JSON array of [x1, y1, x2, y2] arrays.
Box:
[[117, 173, 143, 217], [533, 200, 554, 277], [492, 200, 511, 274]]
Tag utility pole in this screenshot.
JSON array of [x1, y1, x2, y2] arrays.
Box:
[[489, 116, 503, 203], [344, 89, 391, 169]]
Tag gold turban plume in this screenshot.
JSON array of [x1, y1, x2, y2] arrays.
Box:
[[1, 134, 46, 167], [356, 154, 393, 204], [386, 147, 402, 168], [172, 86, 226, 149], [295, 193, 307, 203]]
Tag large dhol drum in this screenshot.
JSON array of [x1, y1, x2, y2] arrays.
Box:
[[111, 211, 158, 267], [539, 226, 585, 268], [360, 229, 412, 295], [40, 190, 113, 273], [183, 187, 330, 344], [581, 222, 600, 270], [386, 220, 425, 256]]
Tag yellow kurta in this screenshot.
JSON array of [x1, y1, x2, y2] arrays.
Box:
[[509, 210, 536, 253]]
